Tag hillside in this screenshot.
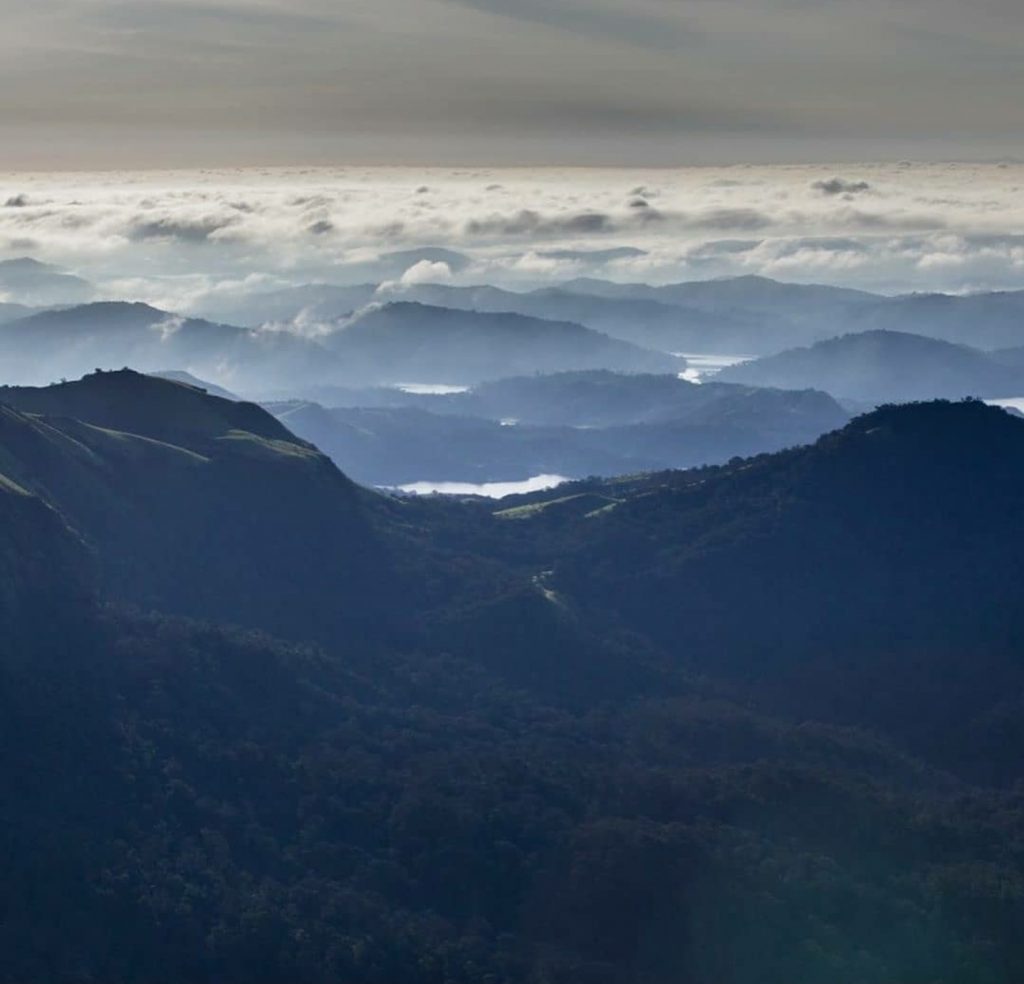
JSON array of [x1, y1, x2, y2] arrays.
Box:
[[0, 370, 397, 642], [0, 256, 94, 306], [324, 302, 681, 384], [4, 385, 1024, 981], [517, 400, 1024, 779], [0, 302, 339, 391], [718, 329, 1024, 403], [270, 375, 848, 485]]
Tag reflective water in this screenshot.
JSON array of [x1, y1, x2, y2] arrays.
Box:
[[395, 474, 569, 498]]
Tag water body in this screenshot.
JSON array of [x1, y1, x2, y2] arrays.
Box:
[[395, 474, 569, 498], [395, 383, 470, 395], [675, 353, 752, 385]]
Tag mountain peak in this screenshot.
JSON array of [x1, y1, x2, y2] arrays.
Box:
[[0, 368, 305, 447]]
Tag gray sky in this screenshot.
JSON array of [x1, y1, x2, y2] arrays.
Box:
[[3, 0, 1024, 167]]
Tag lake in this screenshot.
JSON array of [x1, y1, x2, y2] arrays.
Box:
[[674, 352, 752, 384], [395, 474, 569, 498], [394, 383, 470, 395]]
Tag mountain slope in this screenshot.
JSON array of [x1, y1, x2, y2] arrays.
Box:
[[270, 375, 848, 485], [719, 329, 1024, 403], [525, 400, 1024, 780], [0, 302, 340, 390], [0, 256, 94, 306], [5, 387, 1024, 981], [324, 301, 681, 383], [0, 371, 391, 641]]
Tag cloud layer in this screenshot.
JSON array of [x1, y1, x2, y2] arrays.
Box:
[[1, 163, 1024, 310]]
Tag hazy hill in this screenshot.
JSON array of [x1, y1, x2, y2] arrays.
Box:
[[718, 329, 1024, 403], [269, 373, 847, 485], [323, 301, 681, 384], [197, 282, 378, 327], [150, 369, 242, 400], [0, 301, 36, 324], [844, 290, 1024, 349], [272, 402, 654, 484], [0, 301, 341, 390], [420, 370, 845, 428], [0, 256, 94, 306]]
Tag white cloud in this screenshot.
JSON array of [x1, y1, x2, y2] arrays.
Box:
[[400, 260, 453, 285], [1, 163, 1024, 303]]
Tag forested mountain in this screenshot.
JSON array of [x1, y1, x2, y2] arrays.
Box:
[[0, 371, 396, 642], [719, 329, 1024, 403], [5, 374, 1024, 983], [513, 399, 1024, 778]]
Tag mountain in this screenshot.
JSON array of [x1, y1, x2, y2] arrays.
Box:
[[843, 290, 1024, 349], [192, 275, 1024, 360], [381, 246, 472, 274], [267, 374, 848, 485], [718, 329, 1024, 403], [0, 256, 94, 306], [196, 282, 378, 327], [0, 301, 341, 390], [410, 370, 844, 427], [0, 301, 36, 324], [0, 370, 395, 641], [271, 402, 653, 484], [561, 273, 877, 311], [518, 399, 1024, 778], [150, 369, 242, 400], [322, 301, 681, 384], [196, 275, 875, 356], [5, 385, 1024, 981]]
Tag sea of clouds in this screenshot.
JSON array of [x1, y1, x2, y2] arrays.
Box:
[[1, 162, 1023, 312]]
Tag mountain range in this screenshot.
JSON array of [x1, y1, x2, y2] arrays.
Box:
[[194, 273, 1024, 357], [0, 300, 679, 390], [5, 370, 1024, 981], [269, 372, 848, 485], [719, 329, 1024, 404]]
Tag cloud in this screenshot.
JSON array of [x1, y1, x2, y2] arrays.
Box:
[[399, 260, 453, 285], [2, 162, 1024, 303], [152, 314, 185, 341], [813, 178, 872, 196], [129, 214, 240, 243]]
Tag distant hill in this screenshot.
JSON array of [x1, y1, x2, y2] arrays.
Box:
[[269, 374, 847, 485], [0, 301, 341, 390], [150, 369, 242, 400], [322, 301, 681, 384], [0, 301, 36, 324], [191, 274, 1024, 360], [718, 329, 1024, 403], [0, 256, 94, 306], [844, 289, 1024, 349]]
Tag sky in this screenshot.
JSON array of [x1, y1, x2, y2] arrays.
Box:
[[2, 0, 1024, 168]]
